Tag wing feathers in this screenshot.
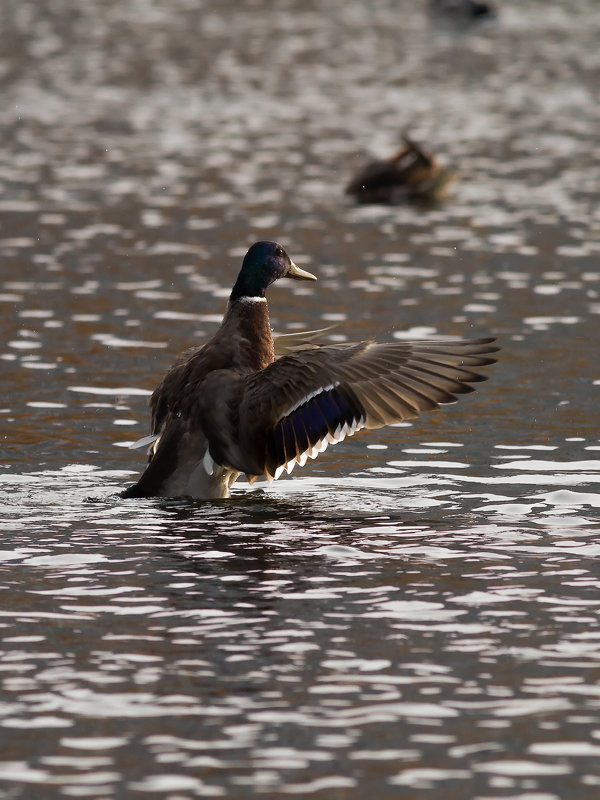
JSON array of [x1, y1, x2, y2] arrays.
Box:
[[225, 337, 498, 482], [400, 361, 488, 386], [385, 374, 459, 407], [357, 389, 405, 425], [262, 383, 367, 479]]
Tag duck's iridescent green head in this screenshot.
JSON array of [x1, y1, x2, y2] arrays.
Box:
[[230, 241, 316, 301]]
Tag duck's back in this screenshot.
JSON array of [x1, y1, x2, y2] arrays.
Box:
[[150, 297, 274, 435]]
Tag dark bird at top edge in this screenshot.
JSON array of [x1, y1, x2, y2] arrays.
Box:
[[430, 0, 497, 21], [121, 241, 498, 500], [345, 135, 457, 206]]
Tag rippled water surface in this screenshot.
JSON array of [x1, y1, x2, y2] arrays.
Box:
[[1, 0, 599, 797]]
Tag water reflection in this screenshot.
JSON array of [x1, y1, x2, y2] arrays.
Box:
[[2, 468, 600, 797], [1, 452, 600, 796]]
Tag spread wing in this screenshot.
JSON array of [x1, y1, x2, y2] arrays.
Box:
[[205, 337, 498, 482], [273, 326, 338, 357]]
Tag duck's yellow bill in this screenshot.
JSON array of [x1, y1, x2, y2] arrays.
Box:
[[287, 260, 317, 281]]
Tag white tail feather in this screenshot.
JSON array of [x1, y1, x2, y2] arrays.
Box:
[[203, 448, 215, 476], [129, 433, 160, 450]]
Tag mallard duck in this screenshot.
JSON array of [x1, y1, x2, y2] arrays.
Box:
[[121, 241, 498, 500], [346, 136, 456, 205]]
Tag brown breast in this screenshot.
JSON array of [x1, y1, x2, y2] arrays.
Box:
[[224, 298, 275, 374]]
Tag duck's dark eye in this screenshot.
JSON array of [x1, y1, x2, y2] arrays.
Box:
[[275, 246, 284, 258]]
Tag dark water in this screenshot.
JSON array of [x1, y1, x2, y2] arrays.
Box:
[[1, 0, 600, 797]]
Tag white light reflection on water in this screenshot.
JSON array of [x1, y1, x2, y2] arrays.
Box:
[[1, 452, 599, 790]]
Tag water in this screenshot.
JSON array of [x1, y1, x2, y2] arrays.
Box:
[[1, 0, 599, 797]]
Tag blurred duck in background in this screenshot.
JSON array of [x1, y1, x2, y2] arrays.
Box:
[[345, 135, 457, 206]]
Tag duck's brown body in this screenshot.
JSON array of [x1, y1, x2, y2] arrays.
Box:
[[122, 298, 274, 498]]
